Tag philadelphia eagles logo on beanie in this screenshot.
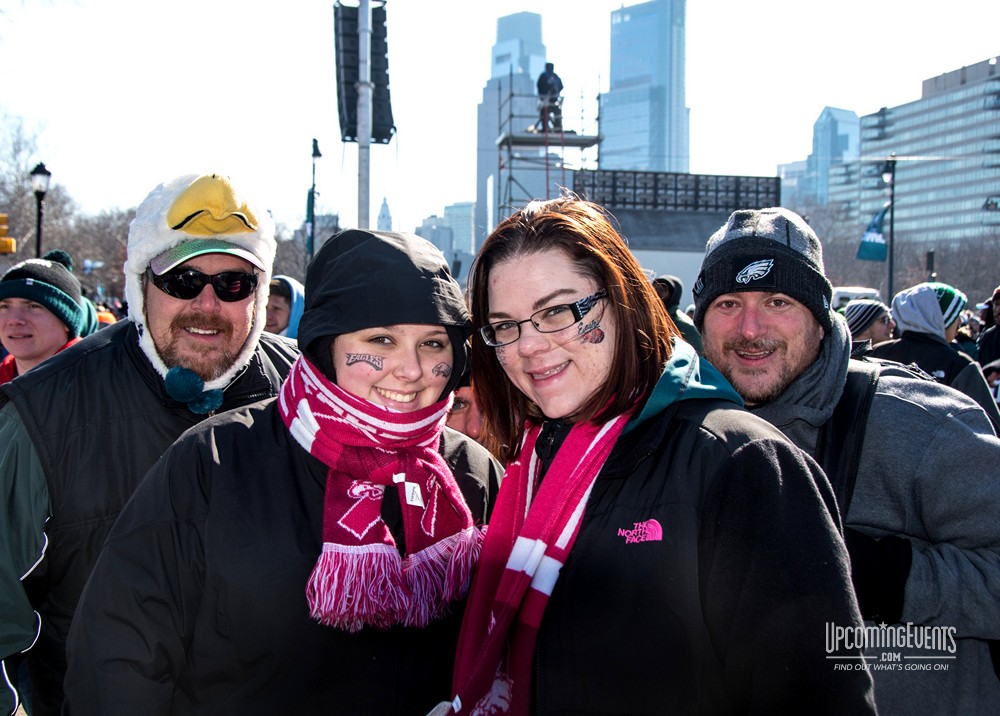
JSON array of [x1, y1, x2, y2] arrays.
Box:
[[736, 259, 774, 285]]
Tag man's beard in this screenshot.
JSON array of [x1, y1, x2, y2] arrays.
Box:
[[718, 337, 800, 407], [158, 313, 245, 381]]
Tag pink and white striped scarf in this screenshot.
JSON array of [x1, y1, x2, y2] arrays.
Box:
[[278, 355, 482, 632], [443, 411, 631, 715]]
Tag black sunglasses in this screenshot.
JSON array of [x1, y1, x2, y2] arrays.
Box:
[[148, 268, 259, 303]]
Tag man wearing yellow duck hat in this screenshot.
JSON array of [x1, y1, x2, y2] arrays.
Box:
[[0, 173, 298, 716]]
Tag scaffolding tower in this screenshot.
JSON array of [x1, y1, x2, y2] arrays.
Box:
[[494, 71, 600, 227]]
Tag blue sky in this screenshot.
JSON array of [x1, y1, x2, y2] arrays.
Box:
[[1, 0, 997, 233]]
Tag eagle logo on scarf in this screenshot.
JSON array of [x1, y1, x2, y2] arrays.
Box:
[[736, 259, 774, 284], [338, 482, 386, 539]]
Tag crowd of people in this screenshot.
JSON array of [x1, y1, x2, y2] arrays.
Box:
[[2, 174, 999, 715]]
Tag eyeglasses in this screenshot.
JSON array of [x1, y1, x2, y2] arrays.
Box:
[[148, 268, 259, 303], [479, 288, 608, 347], [880, 314, 895, 325]]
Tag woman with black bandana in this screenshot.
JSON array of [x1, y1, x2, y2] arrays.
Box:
[[64, 230, 501, 715]]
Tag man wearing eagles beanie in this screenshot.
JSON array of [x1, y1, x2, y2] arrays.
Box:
[[695, 206, 1000, 715], [0, 251, 85, 383]]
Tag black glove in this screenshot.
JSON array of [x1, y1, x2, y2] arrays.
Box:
[[844, 528, 912, 623]]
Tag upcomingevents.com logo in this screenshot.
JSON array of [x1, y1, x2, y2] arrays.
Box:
[[826, 622, 958, 672], [827, 622, 957, 653]]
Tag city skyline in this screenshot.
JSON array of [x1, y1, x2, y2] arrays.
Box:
[[0, 0, 997, 235]]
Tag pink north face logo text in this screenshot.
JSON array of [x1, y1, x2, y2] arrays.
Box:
[[617, 518, 663, 544]]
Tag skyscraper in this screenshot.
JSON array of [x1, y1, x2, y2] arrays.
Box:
[[474, 12, 547, 244], [780, 107, 859, 208], [854, 56, 999, 246], [377, 197, 392, 232], [811, 107, 860, 205], [599, 0, 689, 172], [444, 201, 476, 255]]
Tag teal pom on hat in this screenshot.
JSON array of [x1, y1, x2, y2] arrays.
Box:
[[43, 249, 74, 273], [164, 366, 224, 414]]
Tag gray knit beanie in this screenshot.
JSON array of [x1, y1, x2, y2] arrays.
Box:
[[691, 207, 833, 330]]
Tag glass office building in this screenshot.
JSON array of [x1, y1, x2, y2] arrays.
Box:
[[474, 12, 547, 242], [598, 0, 689, 172], [841, 56, 1000, 245]]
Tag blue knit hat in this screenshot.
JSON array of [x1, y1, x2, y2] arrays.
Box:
[[0, 251, 85, 337]]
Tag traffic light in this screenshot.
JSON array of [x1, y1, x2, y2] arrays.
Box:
[[0, 213, 16, 254]]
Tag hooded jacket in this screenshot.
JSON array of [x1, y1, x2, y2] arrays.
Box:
[[527, 341, 874, 714], [0, 321, 297, 716], [869, 290, 1000, 433], [269, 274, 305, 340], [752, 316, 1000, 715]]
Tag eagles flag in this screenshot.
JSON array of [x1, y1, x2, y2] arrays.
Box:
[[857, 203, 891, 261]]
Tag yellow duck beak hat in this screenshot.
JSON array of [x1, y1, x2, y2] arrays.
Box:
[[124, 173, 277, 390]]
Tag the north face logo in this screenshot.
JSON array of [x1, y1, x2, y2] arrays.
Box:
[[617, 518, 663, 544], [736, 259, 774, 284]]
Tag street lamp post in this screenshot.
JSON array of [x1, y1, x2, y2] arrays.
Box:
[[881, 153, 897, 299], [30, 162, 52, 259], [306, 139, 322, 268]]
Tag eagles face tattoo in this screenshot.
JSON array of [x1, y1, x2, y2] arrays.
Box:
[[345, 353, 384, 371], [432, 363, 453, 377], [578, 318, 606, 344], [496, 345, 508, 367]]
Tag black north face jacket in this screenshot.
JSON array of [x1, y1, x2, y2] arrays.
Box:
[[525, 358, 875, 714]]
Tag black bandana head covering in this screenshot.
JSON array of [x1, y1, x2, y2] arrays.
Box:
[[297, 229, 472, 397]]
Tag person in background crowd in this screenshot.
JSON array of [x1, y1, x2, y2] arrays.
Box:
[[77, 296, 119, 336], [982, 358, 1000, 403], [265, 274, 305, 340], [954, 309, 982, 360], [433, 197, 874, 715], [976, 285, 1000, 366], [65, 229, 500, 715], [93, 303, 118, 329], [0, 251, 86, 713], [446, 365, 487, 448], [651, 274, 704, 355], [0, 173, 299, 716], [0, 252, 84, 384], [843, 297, 894, 348], [871, 281, 1000, 433], [695, 207, 1000, 716]]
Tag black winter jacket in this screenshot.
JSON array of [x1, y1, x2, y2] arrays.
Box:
[[0, 320, 297, 716], [530, 396, 875, 714], [64, 398, 500, 715]]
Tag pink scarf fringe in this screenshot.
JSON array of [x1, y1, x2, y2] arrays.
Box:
[[306, 526, 485, 631]]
